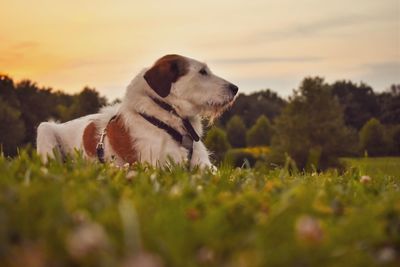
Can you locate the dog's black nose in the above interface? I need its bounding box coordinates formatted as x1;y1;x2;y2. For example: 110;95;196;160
228;83;239;96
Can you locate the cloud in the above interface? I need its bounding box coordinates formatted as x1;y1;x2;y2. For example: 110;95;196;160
211;56;322;65
203;12;395;48
254;13;394;44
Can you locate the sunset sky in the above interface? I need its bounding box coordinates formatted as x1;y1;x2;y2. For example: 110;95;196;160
1;0;399;100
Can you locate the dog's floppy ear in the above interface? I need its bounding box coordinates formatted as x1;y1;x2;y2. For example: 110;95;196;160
144;54;188;98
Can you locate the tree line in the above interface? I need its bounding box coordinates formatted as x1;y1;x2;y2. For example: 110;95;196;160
0;75;106;156
205;78;400;169
1;74;399;170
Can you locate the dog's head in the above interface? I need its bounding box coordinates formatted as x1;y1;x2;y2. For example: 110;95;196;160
144;54;238;119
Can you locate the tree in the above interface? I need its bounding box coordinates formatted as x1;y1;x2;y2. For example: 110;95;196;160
0;98;25;156
359;118;388;156
204;127;231;163
220;89;286;127
69;87;107;119
271;77;354;170
332;80;380;130
391;125;400;155
378;84;400;125
226;115;246;148
246;115;272;147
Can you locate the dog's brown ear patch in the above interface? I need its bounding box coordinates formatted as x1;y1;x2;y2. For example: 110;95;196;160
107;116;137;164
83;122;98;157
144;54;189;97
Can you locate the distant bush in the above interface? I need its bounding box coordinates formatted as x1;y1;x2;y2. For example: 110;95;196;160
204;127;231;163
246;115;273;147
225;146;270;167
391;125;400;155
0;98;25;156
226;115;247;148
359;118;388;156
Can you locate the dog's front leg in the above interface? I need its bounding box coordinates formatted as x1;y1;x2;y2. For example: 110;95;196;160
190;141;215;170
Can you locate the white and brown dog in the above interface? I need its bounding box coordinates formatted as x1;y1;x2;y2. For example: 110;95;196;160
36;54;238;168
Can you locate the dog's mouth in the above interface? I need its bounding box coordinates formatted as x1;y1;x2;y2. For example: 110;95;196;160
206;97;235;109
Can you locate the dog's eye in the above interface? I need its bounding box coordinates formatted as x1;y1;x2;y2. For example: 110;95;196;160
199;68;208;76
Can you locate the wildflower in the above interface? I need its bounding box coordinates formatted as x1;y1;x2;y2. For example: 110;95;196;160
66;222;108;259
122;252;164;267
169;185;182;197
196;247;214;264
186;207;201;221
376;246;396;264
295;215;324;245
126;170;137;181
360;175;372;184
40;167;48;175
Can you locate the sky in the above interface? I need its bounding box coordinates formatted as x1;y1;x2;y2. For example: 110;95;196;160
0;0;399;100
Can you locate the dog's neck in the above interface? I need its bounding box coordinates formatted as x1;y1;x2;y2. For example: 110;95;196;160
121;75;204;137
147;96;200;141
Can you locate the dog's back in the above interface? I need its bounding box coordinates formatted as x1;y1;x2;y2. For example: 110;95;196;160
36;105;119;163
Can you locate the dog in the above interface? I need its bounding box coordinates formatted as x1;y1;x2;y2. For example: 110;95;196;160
36;54;238;168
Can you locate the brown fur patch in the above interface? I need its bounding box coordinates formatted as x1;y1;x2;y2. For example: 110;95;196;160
107;116;137;164
144;54;189;97
83;122;98;157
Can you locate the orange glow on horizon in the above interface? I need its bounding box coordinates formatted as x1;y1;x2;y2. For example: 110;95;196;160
1;0;399;100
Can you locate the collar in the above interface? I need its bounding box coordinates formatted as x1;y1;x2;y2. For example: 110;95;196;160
138;96;200;164
149;96;200;142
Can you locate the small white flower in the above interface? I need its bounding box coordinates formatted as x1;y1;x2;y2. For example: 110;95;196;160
169;185;182;197
67;222;108;259
377;246;396;263
360;175;372;184
295;215;324;244
126;170;137;181
40;167;48;175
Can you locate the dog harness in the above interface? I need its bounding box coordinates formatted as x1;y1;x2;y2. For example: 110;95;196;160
96;115;117;163
138;97;200;164
95;97;200;165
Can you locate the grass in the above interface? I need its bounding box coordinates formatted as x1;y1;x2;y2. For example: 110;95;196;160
0;151;399;267
342;157;400;178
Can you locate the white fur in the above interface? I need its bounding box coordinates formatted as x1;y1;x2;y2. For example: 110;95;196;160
36;55;237;169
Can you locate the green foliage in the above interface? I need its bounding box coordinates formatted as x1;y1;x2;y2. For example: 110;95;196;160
204;127;231;163
379;84;400;125
0;152;399;266
332;81;380;129
271;77;355;170
226;115;246;148
359;118;388;156
220;89;286;127
0;75;107;155
342;157;400;177
225;149;257;167
246;115;272;147
391;125;400;155
0;98;25;156
69;87;107;119
225;146;270;168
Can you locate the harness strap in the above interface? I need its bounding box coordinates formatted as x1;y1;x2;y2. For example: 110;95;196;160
150;97;200;142
96;115;117;163
139;112;194;162
95;97;200;166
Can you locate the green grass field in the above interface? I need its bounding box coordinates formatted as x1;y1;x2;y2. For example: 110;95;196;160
0;152;399;267
342;157;400;178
